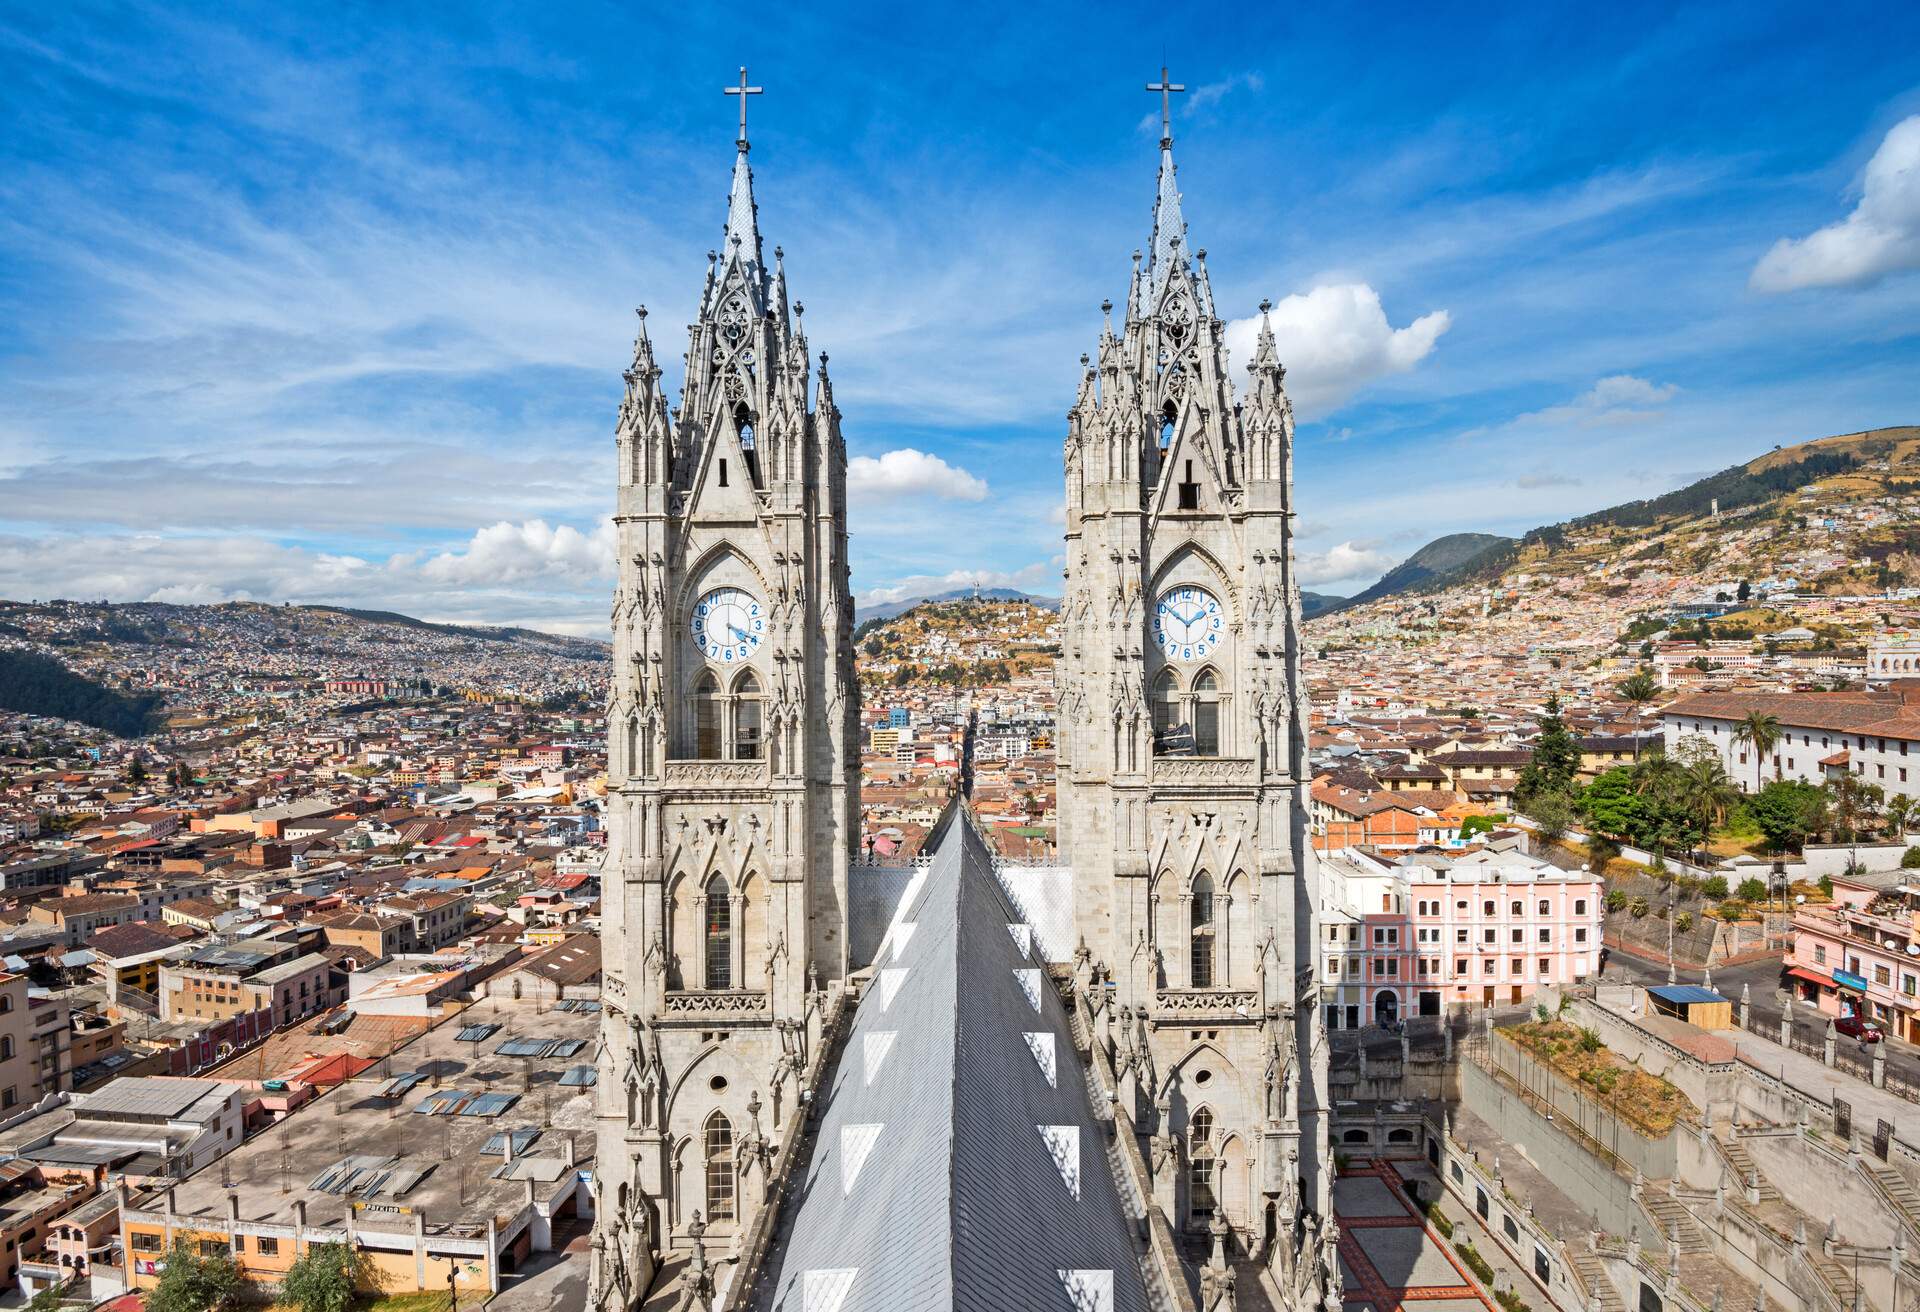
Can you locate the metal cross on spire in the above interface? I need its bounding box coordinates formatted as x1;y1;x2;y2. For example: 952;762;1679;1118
1146;65;1186;146
724;66;763;149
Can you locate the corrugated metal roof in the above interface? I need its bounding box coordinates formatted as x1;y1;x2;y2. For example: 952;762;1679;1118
1649;985;1728;1005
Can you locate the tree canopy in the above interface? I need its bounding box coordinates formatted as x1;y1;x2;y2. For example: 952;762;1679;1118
1517;696;1580;806
279;1241;364;1312
1748;779;1827;853
145;1240;245;1312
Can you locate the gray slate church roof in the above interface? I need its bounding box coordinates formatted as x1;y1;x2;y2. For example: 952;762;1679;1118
745;809;1153;1312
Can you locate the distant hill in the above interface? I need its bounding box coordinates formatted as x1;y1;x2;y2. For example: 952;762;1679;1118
855;587;1060;626
0;600;608;658
1328;534;1515;612
1312;424;1920;619
1300;592;1347;619
296;605;603;651
0;649;162;737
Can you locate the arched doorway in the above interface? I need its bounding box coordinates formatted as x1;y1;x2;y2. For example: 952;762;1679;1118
1374;990;1399;1026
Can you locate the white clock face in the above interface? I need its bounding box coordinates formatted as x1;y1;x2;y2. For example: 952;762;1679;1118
690;587;764;664
1152;586;1224;662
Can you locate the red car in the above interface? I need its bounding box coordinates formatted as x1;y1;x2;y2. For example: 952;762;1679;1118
1836;1014;1884;1042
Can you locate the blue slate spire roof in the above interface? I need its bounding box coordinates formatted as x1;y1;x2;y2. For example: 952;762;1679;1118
1145;143;1188;306
743;806;1154;1312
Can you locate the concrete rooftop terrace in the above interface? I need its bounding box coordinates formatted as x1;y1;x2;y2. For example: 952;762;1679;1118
145;994;600;1234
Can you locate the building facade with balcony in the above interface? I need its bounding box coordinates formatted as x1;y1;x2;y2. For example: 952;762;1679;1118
1786;869;1920;1041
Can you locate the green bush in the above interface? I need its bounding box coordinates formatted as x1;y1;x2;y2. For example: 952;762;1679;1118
280;1241;366;1312
1736;877;1768;903
145;1240;245;1312
1900;846;1920;869
1496;1290;1532;1312
1702;875;1729;898
1455;1241;1497;1283
1425;1204;1455;1238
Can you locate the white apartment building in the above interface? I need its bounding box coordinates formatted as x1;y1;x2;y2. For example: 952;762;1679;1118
1662;687;1920;798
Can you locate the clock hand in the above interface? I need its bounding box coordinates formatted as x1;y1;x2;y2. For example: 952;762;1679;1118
729;624;750;642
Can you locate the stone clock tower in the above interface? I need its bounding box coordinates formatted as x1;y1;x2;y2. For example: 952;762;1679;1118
1056;73;1338;1309
590;73;859;1309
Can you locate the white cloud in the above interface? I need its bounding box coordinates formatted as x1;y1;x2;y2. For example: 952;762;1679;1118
1136;73;1265;135
420;519;615;585
0;524;617;634
846;449;988;502
855;561;1054;608
1501;374;1681;431
1752;115;1920;293
1224;284;1450;417
1298;540;1396;587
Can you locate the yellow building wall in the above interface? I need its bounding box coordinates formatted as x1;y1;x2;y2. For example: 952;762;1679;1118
123;1223;494;1293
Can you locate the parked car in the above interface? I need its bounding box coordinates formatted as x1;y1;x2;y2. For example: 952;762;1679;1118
1835;1013;1884;1042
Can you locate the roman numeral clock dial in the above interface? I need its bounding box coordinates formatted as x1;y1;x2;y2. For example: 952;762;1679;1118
1152;586;1223;662
690;587;765;663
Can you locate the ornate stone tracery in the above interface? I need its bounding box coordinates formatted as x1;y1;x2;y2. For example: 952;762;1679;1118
1055;81;1334;1307
592;88;858;1312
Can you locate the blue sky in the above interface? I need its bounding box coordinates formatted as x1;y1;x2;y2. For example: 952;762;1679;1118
3;3;1919;635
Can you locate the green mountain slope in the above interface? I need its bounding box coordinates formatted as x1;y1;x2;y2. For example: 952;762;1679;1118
0;649;162;737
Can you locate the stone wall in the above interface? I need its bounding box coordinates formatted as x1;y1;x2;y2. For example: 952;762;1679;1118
1563;996;1742;1124
1486;1031;1683;1181
1458;1057;1640;1234
1438;1124;1590;1312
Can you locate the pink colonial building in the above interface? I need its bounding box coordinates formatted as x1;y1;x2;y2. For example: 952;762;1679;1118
1786;869;1920;1043
1319;845;1606;1029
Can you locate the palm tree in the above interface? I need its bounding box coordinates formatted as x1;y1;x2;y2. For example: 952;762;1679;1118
1668;751;1741;863
1617;668;1661;758
1731;711;1783;793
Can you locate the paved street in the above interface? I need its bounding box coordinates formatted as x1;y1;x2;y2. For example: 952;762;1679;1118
1599;944;1920;1094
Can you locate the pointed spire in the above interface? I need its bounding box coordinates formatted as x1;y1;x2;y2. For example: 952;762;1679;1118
1146;140;1189;303
723;144;764;282
627;306;656;379
1252;299;1279;372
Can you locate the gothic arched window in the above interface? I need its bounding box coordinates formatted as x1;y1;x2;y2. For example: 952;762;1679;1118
625;714;640;778
734;402;756;451
1190;873;1216;988
694;671;723;760
704;1111;736;1220
1192;667;1221;755
1159;404;1176;450
704;873;732;990
1188;1106;1217;1222
732;669;763;760
1151;669;1182;748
